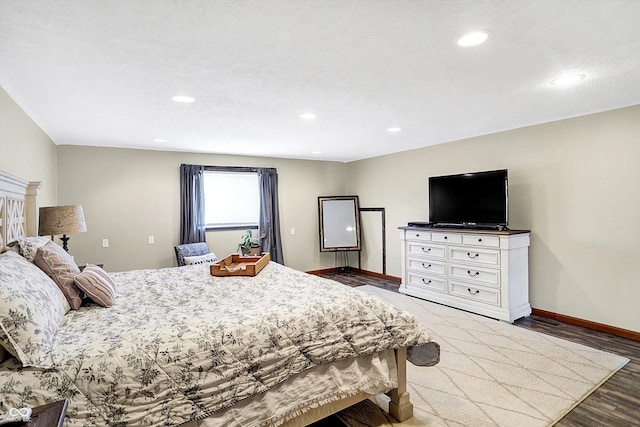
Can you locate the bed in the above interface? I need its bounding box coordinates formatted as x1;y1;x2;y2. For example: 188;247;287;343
0;169;433;426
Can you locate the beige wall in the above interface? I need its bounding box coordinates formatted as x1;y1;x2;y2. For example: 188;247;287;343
346;105;640;332
56;146;347;272
3;85;639;332
0;87;57;208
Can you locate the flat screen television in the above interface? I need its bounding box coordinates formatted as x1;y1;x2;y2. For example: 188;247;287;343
428;169;508;229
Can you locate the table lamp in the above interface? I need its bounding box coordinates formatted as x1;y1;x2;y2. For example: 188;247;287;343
38;205;87;252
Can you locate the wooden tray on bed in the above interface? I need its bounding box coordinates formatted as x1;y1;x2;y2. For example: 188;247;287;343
210;252;270;277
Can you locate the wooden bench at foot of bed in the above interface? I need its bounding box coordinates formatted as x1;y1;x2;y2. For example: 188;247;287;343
280;348;413;426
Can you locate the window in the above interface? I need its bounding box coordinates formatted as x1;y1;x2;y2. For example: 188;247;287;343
204;169;260;229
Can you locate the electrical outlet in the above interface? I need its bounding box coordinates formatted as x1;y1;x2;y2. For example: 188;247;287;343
290;228;295;236
101;238;109;248
148;235;155;245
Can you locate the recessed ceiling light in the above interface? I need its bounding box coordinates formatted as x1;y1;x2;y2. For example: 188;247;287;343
387;127;402;132
172;95;195;103
312;150;322;154
457;30;491;47
550;73;586;87
300;113;317;120
153;138;166;143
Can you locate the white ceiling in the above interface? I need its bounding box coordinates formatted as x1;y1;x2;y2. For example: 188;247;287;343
1;1;639;163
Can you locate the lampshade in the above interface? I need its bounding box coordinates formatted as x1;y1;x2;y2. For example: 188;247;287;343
38;205;87;252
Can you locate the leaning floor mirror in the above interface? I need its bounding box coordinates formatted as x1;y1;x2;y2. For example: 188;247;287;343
318;195;361;252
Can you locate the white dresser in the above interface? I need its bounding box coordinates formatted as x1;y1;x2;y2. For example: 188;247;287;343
399;227;531;322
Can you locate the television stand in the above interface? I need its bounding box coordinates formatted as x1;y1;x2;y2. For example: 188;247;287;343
399;226;531;323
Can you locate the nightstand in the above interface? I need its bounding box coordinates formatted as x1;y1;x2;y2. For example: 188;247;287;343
79;263;104;272
19;400;68;427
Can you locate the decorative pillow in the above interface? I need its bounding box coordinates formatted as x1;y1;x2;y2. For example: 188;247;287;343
0;251;70;368
34;241;83;309
16;236;51;262
74;265;116;307
183;252;217;265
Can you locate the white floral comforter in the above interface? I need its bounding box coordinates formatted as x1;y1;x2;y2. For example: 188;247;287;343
0;262;428;426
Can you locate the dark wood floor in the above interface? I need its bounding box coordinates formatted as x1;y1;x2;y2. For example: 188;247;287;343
317;270;640;427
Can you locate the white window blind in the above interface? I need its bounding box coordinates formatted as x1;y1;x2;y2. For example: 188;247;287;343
204;171;259;228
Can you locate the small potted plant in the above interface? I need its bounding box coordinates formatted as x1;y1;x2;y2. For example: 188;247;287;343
238;229;261;256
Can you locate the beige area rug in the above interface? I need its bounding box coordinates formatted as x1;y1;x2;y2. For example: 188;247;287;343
339;286;629;427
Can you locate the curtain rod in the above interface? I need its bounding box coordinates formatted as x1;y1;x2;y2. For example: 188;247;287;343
205;165;258;173
179;164;273;173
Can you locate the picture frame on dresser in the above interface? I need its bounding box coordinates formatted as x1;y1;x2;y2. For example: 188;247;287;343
399;226;531;323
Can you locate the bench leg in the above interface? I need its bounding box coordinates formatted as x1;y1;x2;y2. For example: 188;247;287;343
388;347;413;421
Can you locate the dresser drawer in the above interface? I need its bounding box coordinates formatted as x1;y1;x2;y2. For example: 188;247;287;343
450;281;500;306
449;264;500;287
405;230;431;242
462;234;500;248
431;232;462;244
407;242;446;259
449;246;500;267
408;272;447;293
407;258;446;276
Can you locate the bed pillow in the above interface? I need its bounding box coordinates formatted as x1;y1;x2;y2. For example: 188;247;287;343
0;251;70;368
16;236;50;262
74;265;116;307
34;241;83;309
183;252;218;265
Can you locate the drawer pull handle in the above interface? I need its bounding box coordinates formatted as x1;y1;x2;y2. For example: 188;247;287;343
421;247;431;253
422;279;432;285
478;238;483;242
467;288;480;295
422;263;432;269
415;234;420;237
467;270;480;277
467;252;479;259
444;236;448;240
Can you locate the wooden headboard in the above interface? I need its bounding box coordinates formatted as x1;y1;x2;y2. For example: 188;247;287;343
0;170;40;252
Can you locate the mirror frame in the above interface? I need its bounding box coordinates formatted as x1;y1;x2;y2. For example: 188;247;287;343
318;195;361;252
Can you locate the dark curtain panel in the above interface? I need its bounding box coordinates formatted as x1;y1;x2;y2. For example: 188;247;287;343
179;164;206;244
257;168;284;264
